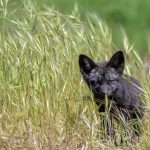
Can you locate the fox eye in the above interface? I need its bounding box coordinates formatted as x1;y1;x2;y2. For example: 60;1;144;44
91;79;102;85
108;79;114;82
90;81;96;85
107;78;118;82
97;79;103;84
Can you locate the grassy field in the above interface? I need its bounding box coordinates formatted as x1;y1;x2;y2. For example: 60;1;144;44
35;0;150;55
0;0;150;55
0;0;150;149
2;0;150;54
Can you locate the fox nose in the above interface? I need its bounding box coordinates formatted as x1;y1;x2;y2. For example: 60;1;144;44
101;88;109;96
100;91;109;99
103;91;109;96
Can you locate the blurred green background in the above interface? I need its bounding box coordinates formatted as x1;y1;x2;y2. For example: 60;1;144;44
3;0;150;55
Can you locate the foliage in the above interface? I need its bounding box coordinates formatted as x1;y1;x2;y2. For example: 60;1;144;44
0;0;150;149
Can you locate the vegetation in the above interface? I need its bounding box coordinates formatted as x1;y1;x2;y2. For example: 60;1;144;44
0;0;150;149
36;0;150;55
3;0;150;54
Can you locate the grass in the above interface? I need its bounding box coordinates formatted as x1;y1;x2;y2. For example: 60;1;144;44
2;0;150;54
35;0;150;55
0;0;150;149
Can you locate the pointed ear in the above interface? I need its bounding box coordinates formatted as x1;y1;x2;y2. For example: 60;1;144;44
79;54;97;74
107;51;125;74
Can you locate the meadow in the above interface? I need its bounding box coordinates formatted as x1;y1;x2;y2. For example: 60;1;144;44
0;0;150;149
36;0;150;55
2;0;150;54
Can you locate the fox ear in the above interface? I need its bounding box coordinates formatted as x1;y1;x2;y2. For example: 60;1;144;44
107;51;125;74
79;54;97;73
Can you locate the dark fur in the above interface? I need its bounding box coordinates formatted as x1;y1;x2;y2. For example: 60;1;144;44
79;51;144;138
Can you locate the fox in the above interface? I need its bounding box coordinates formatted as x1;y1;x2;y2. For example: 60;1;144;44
79;51;144;138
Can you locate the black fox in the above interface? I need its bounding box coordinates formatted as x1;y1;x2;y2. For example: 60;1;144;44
79;51;144;137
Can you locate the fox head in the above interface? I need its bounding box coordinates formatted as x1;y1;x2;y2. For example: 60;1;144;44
79;51;125;100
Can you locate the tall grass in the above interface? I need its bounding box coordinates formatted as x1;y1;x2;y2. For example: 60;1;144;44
0;0;150;149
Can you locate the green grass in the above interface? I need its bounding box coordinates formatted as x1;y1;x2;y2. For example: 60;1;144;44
2;0;150;54
35;0;150;55
0;0;150;149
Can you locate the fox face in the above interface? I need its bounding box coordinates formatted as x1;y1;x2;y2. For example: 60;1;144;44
79;51;125;100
